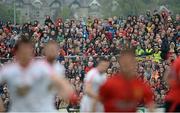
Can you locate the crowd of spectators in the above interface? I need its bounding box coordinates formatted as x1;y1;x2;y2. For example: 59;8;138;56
0;83;9;112
0;9;179;110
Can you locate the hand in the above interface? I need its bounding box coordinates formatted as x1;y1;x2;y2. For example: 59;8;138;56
0;98;5;112
69;93;79;106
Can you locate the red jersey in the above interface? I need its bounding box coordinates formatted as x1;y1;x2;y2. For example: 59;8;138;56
99;74;153;112
166;57;180;103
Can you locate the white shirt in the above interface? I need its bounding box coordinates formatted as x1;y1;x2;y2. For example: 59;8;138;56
80;68;106;112
35;61;65;112
85;68;106;93
0;60;56;112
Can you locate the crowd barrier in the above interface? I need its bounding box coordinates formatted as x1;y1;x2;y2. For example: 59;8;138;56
0;55;154;63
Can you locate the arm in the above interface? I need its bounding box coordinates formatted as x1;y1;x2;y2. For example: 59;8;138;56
84;82;98;100
164;67;170;84
164;64;180;87
146;102;155;112
42;61;76;101
51;75;74;100
92;98;98;112
0;97;5;112
92;78;108;112
143;83;155;112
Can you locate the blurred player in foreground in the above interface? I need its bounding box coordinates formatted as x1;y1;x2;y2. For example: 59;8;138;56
0;37;75;112
99;49;154;112
44;41;65;77
165;56;180;112
43;40;77;111
80;58;109;112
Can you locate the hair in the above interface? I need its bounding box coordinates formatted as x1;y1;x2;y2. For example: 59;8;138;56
120;48;135;57
42;40;58;55
46;40;58;46
96;57;110;68
44;40;58;50
14;35;32;52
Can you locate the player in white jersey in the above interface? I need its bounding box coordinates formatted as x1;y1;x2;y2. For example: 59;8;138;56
44;41;65;78
38;40;70;111
80;58;110;112
0;37;74;112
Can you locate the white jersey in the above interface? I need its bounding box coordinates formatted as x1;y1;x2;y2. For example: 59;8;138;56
80;68;106;112
0;60;57;112
36;61;65;112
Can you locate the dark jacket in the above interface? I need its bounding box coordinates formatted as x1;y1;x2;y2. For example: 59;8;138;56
161;36;169;60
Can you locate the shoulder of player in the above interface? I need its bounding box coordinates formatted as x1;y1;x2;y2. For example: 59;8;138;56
99;75;118;92
104;74;127;86
87;68;98;74
103;75;118;84
53;62;65;76
84;68;99;82
86;68;97;77
0;62;17;72
0;63;19;79
31;59;54;73
32;59;47;65
53;62;64;69
32;59;51;69
110;73;123;80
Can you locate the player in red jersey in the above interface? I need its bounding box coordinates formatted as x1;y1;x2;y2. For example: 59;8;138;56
165;56;180;112
99;49;154;112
